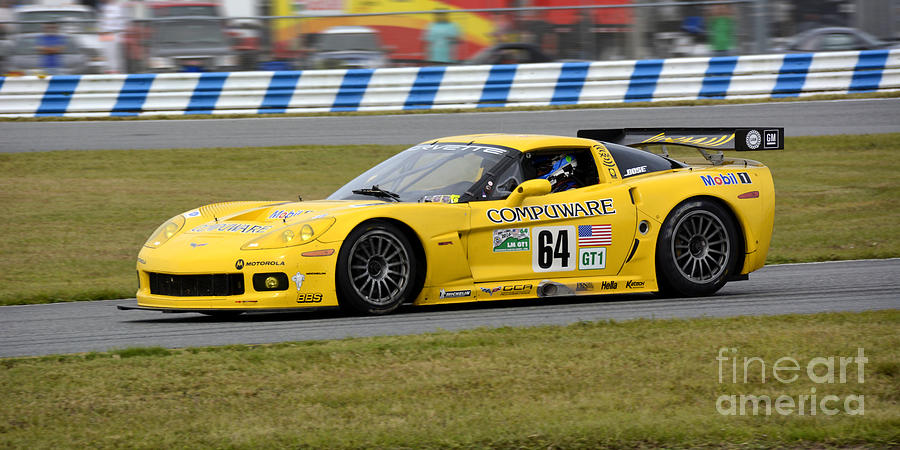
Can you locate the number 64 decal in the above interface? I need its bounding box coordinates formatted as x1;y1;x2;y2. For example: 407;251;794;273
532;226;576;272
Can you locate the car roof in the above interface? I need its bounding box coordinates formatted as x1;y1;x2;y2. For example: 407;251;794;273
15;5;93;13
804;27;861;34
427;134;598;152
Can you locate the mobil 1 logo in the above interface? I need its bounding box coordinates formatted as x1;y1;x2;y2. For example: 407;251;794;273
532;226;576;272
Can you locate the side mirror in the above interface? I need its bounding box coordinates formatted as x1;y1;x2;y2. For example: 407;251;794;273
505;178;551;206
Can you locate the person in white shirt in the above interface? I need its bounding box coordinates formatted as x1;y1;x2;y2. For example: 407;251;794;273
0;0;14;40
98;0;126;73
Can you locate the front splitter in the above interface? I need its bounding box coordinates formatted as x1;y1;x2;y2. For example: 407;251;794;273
116;301;335;315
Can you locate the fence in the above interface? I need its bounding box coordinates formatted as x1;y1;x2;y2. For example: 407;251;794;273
0;1;777;75
0;49;896;118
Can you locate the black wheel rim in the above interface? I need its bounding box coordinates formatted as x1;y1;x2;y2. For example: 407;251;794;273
671;210;730;283
347;230;410;306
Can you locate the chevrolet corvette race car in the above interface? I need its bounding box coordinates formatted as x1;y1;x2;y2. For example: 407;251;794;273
119;127;781;315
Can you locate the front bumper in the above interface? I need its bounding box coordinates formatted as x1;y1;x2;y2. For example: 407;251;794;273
136;241;340;311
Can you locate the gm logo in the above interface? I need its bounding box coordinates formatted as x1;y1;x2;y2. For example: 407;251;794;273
235;259;244;270
764;129;779;149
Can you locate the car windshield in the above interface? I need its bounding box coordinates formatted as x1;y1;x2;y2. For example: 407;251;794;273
153;21;225;45
328;143;514;203
17;10;96;33
316;33;380;52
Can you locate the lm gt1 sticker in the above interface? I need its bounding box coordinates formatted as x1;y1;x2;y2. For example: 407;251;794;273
493;228;530;252
487;199;615;224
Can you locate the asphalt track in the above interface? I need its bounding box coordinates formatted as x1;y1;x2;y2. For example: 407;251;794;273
1;98;899;152
1;259;897;358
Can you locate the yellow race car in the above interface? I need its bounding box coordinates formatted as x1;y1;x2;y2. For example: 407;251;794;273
120;127;781;316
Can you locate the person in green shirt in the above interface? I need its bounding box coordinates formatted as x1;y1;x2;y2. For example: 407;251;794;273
708;4;735;56
424;10;460;64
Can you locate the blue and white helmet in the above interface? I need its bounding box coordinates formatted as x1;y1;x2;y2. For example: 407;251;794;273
538;154;577;190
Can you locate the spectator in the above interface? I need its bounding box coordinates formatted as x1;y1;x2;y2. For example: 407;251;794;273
98;0;125;73
37;22;67;75
0;0;13;39
490;11;513;44
573;10;594;59
708;5;735;56
424;10;459;64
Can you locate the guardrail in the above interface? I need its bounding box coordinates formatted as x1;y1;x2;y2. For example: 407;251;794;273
0;49;897;118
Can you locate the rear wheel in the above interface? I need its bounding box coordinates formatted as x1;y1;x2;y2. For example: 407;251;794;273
656;199;741;297
336;221;418;315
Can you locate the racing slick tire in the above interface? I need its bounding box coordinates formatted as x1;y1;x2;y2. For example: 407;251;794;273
655;199;741;297
336;221;418;315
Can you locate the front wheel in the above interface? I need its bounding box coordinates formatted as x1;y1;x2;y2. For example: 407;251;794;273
655;199;741;297
336;221;418;315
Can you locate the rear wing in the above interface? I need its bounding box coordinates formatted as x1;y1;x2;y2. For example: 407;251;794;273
577;128;784;151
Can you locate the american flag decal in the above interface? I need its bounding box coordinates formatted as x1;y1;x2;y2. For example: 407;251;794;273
577;224;612;247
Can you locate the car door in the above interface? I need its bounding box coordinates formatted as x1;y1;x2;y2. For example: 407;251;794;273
466;144;637;284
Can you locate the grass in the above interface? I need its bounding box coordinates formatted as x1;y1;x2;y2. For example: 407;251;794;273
0;134;898;305
0;90;898;122
0;310;897;448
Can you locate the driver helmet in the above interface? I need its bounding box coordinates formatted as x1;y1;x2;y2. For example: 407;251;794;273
537;154;578;191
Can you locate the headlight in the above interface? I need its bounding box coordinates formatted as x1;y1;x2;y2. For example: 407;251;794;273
148;57;174;69
144;215;186;248
241;217;335;250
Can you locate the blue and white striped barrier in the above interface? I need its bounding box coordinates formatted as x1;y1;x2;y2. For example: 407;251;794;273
0;49;897;118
